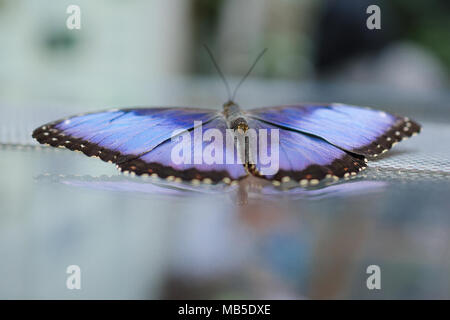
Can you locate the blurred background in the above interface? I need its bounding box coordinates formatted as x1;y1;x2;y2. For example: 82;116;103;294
0;0;448;115
0;0;449;299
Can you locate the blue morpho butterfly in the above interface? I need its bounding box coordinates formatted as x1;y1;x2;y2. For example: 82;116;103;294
32;49;420;187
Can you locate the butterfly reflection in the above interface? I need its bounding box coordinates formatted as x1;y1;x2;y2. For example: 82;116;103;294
34;173;387;204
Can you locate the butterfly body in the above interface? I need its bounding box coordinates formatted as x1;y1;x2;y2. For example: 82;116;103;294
32;102;420;187
223;101;249;131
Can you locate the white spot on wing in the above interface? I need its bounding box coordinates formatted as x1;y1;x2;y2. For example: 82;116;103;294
281;176;290;183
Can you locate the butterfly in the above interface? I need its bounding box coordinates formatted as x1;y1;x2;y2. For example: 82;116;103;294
32;102;420;187
32;49;420;187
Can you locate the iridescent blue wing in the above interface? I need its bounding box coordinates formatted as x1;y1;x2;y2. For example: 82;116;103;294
119;117;248;183
32;107;247;183
247;119;366;186
248;103;421;159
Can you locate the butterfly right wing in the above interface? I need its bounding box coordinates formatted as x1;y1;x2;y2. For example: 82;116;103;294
248;103;421;159
247;118;366;186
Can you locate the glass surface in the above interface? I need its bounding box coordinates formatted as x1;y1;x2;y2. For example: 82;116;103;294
1;115;449;299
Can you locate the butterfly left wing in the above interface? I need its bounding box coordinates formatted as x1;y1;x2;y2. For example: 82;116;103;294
247;103;420;159
119;117;248;183
247;118;366;186
32;107;247;184
33;107;219;162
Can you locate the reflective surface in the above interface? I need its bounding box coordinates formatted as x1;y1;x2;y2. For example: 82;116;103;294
1;119;449;299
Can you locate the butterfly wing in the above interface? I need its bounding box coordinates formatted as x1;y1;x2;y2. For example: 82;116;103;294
33;107;247;183
247;119;366;185
247;103;420;159
119;117;248;183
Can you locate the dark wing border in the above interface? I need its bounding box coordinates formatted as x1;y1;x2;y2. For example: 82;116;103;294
249;150;367;187
351;116;421;158
32;115;247;185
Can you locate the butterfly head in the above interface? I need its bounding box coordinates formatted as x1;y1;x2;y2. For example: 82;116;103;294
223;100;248;132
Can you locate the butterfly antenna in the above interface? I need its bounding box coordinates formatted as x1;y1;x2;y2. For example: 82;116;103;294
203;44;232;101
231;48;267;101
